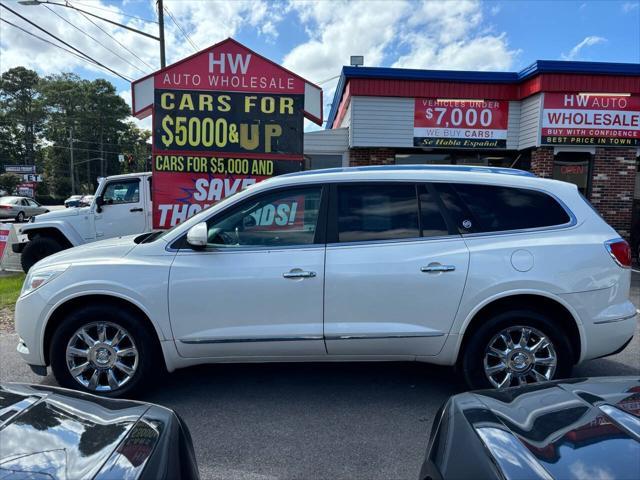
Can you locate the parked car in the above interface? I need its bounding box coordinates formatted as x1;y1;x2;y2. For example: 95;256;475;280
0;383;199;479
14;165;636;397
64;194;84;208
418;376;640;480
0;196;49;222
14;172;152;272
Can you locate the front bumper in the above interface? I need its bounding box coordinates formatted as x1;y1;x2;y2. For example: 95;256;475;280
14;289;49;368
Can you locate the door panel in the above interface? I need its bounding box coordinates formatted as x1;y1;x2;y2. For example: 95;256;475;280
95;179;146;238
323;182;469;356
169;185;327;358
324;238;469;356
170;247;326;357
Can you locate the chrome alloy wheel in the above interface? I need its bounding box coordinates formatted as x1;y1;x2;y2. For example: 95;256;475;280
65;322;139;392
483;326;557;389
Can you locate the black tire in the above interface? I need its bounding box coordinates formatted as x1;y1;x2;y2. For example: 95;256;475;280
461;309;573;390
49;303;160;398
21;236;64;272
15;211;25;223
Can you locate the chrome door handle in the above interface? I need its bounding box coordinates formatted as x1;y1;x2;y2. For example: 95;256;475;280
421;264;456;273
283;270;316;279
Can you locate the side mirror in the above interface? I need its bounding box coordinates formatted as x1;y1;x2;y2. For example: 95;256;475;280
186;222;208;249
95;195;104;213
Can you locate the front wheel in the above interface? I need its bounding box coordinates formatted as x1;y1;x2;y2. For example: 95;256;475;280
461;310;573;390
49;304;160;397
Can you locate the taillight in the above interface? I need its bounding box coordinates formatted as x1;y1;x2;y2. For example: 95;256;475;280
605;238;632;268
0;206;11;210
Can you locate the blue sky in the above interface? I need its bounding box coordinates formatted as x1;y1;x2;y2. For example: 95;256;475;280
2;0;639;129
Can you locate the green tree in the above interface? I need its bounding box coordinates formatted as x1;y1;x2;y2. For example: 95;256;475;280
0;173;22;194
0;67;44;168
119;121;151;174
39;74;133;194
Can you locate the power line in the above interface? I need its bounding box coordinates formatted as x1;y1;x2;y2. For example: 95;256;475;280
316;75;340;85
67;0;155;71
71;0;159;24
0;3;131;82
43;4;147;75
163;5;198;52
0;17;131;81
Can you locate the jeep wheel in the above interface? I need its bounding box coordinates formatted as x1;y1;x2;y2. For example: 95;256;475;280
461;309;573;390
50;304;160;397
21;236;64;272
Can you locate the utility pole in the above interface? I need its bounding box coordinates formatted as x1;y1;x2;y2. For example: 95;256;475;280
157;0;166;68
100;124;105;178
69;127;75;195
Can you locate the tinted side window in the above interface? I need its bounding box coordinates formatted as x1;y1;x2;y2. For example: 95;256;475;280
451;183;571;232
418;186;449;237
103;180;140;204
337;184;419;242
206;187;322;247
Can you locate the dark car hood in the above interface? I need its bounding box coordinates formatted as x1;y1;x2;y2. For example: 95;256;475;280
457;377;640;480
0;384;153;480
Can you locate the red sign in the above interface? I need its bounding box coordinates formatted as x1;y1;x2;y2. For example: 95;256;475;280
132;39;319;229
414;98;509;149
154;40;305;94
541;93;640;146
0;226;10;260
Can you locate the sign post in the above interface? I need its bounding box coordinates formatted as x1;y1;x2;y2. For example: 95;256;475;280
131;38;322;229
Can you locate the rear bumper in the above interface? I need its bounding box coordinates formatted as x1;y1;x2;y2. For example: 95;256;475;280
559;285;637;363
582;311;637;362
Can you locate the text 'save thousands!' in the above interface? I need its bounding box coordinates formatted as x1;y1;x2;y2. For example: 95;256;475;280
541;94;640;146
152;89;304;228
414;98;509;149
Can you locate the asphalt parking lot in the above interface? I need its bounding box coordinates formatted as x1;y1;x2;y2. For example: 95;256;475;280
0;273;638;480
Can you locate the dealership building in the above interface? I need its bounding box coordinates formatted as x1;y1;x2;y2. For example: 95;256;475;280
304;61;640;242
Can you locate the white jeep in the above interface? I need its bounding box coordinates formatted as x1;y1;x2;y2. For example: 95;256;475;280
14;172;152;272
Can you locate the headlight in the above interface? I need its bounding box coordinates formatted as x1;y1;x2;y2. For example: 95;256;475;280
21;265;70;297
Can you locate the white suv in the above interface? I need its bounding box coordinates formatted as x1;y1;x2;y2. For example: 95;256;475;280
15;166;636;397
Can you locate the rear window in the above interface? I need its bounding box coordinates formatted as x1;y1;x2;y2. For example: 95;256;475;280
438;183;571;233
337;184;419;242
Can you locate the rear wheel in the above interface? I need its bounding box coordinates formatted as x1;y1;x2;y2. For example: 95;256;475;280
15;211;25;222
461;309;573;390
50;304;160;397
21;236;64;272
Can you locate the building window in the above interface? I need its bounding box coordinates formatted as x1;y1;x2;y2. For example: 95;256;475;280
305;154;343;170
553;152;592;197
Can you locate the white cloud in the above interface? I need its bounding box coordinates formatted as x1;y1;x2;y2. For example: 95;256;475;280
0;0;282;81
622;2;639;13
392;0;517;71
561;35;607;60
0;1;161;79
283;1;408;83
283;0;516;128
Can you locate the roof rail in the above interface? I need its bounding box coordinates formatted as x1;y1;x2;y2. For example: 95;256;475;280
280;164;536;178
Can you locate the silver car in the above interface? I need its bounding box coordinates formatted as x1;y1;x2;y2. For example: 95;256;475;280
0;196;48;222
